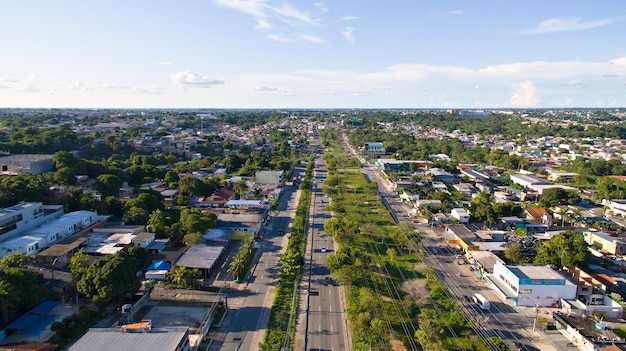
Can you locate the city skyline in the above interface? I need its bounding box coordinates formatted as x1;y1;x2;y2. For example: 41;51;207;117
1;0;625;109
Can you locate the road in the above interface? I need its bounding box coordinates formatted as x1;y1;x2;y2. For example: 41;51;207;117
210;168;304;351
341;132;570;351
304;155;349;351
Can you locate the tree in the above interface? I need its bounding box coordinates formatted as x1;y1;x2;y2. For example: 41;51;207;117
96;174;123;198
168;266;202;288
534;230;588;268
504;243;523;263
233;179;248;199
73;251;141;307
178;176;207;197
0;252;34;269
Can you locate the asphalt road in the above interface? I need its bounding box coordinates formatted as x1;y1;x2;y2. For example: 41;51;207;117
215;168;304;351
305;155;348;351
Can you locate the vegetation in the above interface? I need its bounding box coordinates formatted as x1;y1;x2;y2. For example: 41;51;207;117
0;253;52;328
48;306;102;349
69;249;144;308
228;235;257;282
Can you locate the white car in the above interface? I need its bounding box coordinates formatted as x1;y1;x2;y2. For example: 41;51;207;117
321;246;327;252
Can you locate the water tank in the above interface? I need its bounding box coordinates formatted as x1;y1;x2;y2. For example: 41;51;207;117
121;304;133;314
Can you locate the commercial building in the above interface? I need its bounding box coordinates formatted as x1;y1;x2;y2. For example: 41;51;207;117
490;261;577;307
0;154;54;175
69;325;190;351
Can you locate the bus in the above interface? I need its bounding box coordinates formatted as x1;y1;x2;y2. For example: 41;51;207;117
472;293;491;310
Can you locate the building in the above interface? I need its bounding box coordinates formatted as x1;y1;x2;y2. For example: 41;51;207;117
69;325;190;351
254;170;284;186
490;261;577;307
175;244;226;277
363;142;384;153
451;208;470;224
509;173;549;189
0;154;54;175
607;199;626;217
0;203;64;242
585;230;626;256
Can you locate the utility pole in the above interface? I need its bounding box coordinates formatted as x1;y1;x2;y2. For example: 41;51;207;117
532;299;539;332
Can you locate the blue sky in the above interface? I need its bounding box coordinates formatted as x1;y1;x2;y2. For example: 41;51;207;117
1;0;625;109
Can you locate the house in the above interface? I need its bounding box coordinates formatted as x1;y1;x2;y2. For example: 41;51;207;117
451;208;470;224
160;189;180;203
428;168;455;184
524;207;553;226
131;232;155;248
363;142;384;153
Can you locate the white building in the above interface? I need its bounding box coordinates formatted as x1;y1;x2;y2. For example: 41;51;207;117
255;170;284;186
363;142;385;153
491;261;577;307
0;202;64;242
451;208;470;224
607;199;626;217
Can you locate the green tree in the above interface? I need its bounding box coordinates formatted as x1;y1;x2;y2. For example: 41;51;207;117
534;230;588;268
96;174;123;198
73;251;140;307
504;243;523;263
168;266;202;288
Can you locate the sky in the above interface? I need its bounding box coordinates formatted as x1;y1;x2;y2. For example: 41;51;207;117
1;0;625;109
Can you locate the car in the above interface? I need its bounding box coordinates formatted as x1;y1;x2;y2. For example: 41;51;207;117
462;295;471;302
321;246;327;252
513;342;528;351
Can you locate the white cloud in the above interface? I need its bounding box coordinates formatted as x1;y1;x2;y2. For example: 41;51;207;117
524;17;617;34
69;82;95;91
136;85;163;95
254;85;277;91
160;61;173;66
448;10;463;15
101;83;131;89
299;34;326;43
215;0;324;44
568;80;583;86
314;2;328;13
0;75;49;93
508;81;538;107
255;18;272;30
268;33;293;43
341;27;355;43
171;71;224;89
340;16;358;21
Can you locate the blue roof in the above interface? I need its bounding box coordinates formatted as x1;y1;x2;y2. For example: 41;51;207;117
7;301;59;333
146;260;171;271
30;300;58;315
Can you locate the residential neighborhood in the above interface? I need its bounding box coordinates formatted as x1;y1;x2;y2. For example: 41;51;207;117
2;108;626;351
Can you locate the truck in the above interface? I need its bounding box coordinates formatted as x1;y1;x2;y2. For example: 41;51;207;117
472;293;491;310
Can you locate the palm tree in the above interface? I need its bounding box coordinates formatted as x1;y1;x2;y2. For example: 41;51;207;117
233;179;248;200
